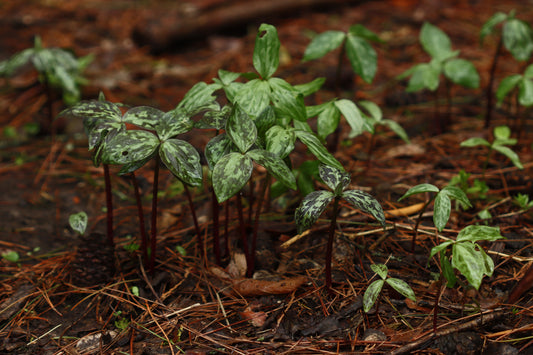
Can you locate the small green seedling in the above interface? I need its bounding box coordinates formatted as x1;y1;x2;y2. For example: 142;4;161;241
449;169;489;208
428;225;503;332
398;22;480;132
480;10;533;127
1;250;20;263
295;164;385;292
303;24;383;149
513;193;533;211
0;36;92;130
398;183;471;251
303;24;383;88
460;125;523;174
69;211;88;236
363;263;416;313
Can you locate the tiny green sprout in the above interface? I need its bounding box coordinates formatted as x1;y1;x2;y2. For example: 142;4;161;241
295;164;385;292
113;311;130;331
303;24;383;86
449;169;489;208
131;286;140;297
398;183;471;251
397;22;479;132
123;242;140;252
363;263;416;313
460;125;524;173
175;245;187;256
496;64;533;108
480;10;533;127
2;250;20;263
513;193;533;210
69;211;88;236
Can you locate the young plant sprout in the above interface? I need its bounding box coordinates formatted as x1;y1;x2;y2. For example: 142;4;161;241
363;263;416;313
480;10;533;127
460;125;524;176
295;164;385;292
398;22;480;133
0;36;92;132
398;184;471;252
428;225;503;332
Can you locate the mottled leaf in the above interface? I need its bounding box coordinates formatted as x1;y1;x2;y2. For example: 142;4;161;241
433;191;451;232
318;164;350;194
443;58;480;88
370;263;388;280
234;79;271;117
440;186;472;209
212;152;253;203
398;183;439;201
456;225;504;243
452;242;493;290
316;101;341;141
386;278;416;301
205;133;234;170
69;211;88;235
302;30;345;61
345;33;377;83
265;125;295;158
420;22;454;60
123;106;164;130
177;81;218;115
342;190;385;227
227;105;257;153
160;139;203;186
294;130;344;171
247;149;296;190
253;23;280;79
100;130;159;166
294;190;334;233
503;18;533;61
363;279;384;312
334;99;364;138
156;108;194;140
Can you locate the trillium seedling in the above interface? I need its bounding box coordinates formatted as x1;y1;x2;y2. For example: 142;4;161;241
295;164;385;292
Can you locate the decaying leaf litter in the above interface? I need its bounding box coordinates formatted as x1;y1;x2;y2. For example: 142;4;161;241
0;0;532;354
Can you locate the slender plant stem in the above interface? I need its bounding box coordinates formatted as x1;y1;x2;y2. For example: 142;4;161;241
131;172;148;266
184;183;203;260
325;196;340;293
485;36;503;128
433;278;444;334
235;193;250;275
248;178;254;226
411;198;433;253
103;163;114;247
212;189;221;265
248;174;271;277
149;156;160;274
224;201;230;258
329;43;347;153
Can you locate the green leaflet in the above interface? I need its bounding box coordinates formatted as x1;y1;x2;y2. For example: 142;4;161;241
246;149;296;190
345;33;377;83
319;164;350;195
205;133;233;170
342;190;386;227
177;81;218;115
226;105;257;153
386;278;416;301
302;30;345;61
160;139;203;187
253;23;280;79
452;242;492;290
123;106;164;131
398;183;439;201
294;130;344;171
334;99;364;138
155;109;194;140
294;190;335;233
69;211;88;235
212;152;253;203
363;279;384;312
265;125;295;159
100;130;159;166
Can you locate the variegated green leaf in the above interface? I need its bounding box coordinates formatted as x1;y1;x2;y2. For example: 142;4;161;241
160;139;203;186
177;81;218;115
123;106;164;130
265;125;295;158
334;99;364;138
61;100;123;124
386;278;416;301
255;105;276;144
452;241;493;290
441;186;472;208
212;152;253;203
363;279;384;312
294;130;344;171
233;79;271;117
433;191;451;232
456;225;503;243
253;23;280;79
205;133;234;170
194;103;230;130
101;130;159;166
156;108;194;140
69;211;88;235
316;101;341;141
345;32;378;83
370;263;388;280
318;164;350;194
294;77;325;96
398;183;439;201
246;149;296;190
303;30;345;61
294;190;335;233
269;81;307;122
342;190;385;227
227;105;257;153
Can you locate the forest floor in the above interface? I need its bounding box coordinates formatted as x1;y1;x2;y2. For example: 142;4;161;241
0;0;532;354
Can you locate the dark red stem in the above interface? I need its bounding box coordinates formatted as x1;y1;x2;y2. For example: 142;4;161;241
184;183;203;260
131;172;148;266
103;164;114;247
149;156;160;274
325;196;340;294
212;189;221;265
484;36;503;128
248;174;271;277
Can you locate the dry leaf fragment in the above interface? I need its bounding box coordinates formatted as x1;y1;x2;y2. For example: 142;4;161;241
231;276;308;296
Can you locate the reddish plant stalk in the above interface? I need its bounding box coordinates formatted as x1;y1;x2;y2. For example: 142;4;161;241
235;194;250;274
325;196;340;293
103;163;114;247
184;184;203;260
212;189;221;265
131;172;148;266
248;174;271;277
149;156;160;274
